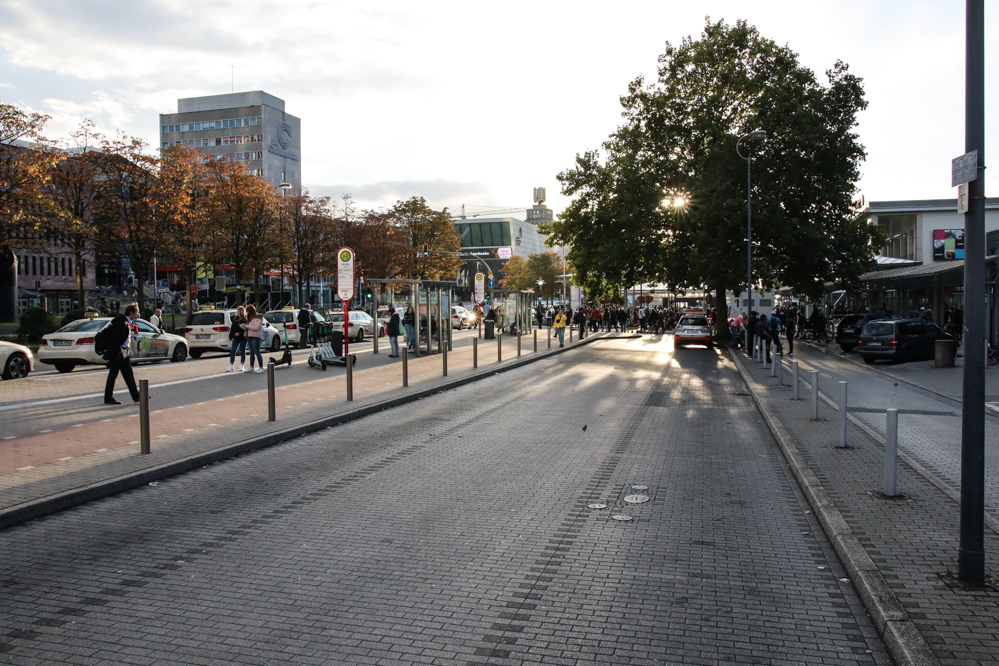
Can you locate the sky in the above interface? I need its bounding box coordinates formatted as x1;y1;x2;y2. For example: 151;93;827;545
0;0;995;218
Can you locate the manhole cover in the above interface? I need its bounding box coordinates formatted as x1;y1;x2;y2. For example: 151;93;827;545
630;484;649;491
587;503;608;509
624;494;651;504
611;514;633;522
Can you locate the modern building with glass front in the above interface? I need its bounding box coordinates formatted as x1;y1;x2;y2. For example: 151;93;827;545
159;90;301;190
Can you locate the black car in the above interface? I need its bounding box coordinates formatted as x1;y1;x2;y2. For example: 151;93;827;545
858;318;956;364
835;313;901;351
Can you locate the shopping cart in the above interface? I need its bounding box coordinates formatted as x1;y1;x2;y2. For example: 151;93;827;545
307;323;351;370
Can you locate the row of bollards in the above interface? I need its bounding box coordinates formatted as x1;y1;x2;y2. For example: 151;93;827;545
755;350;899;496
138;328;568;456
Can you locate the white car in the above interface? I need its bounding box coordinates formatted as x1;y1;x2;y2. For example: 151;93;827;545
38;317;189;373
451;305;474;329
265;308;327;348
1;340;34;380
183;309;282;358
326;310;377;341
673;310;714;348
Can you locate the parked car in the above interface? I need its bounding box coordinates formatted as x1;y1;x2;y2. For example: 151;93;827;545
265;308;326;348
835;313;901;352
1;340;33;380
326;310;377;341
858;318;956;364
451;305;474;330
38;317;188;373
183;308;282;358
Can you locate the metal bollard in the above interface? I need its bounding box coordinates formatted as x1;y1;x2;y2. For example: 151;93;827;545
548;330;551;349
402;348;408;387
346;354;354;401
884;409;899;496
763;347;769;370
775;353;783;383
810;370;819;419
771;352;779;377
792;361;800;400
498;333;502;363
443;343;448;376
570;326;573;343
473;337;478;368
837;381;848;447
139;378;150;454
267;364;276;422
517;332;521;357
534;329;537;352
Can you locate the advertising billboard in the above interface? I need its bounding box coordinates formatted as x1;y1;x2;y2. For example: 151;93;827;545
933;229;964;260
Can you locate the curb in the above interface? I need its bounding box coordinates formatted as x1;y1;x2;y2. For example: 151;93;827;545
730;349;941;666
0;331;606;531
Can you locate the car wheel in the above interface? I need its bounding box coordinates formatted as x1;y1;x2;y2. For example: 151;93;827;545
171;345;188;363
840;344;855;352
55;362;75;373
862;356;876;365
272;337;282;352
356;330;364;342
189;350;203;359
2;352;30;379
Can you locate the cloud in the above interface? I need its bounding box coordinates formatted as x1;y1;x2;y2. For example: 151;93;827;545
305;179;495;211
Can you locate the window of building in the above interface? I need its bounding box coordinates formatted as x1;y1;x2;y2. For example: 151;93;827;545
47;256;52;276
69;258;74;277
31;256;36;276
877;215;917;261
61;257;66;276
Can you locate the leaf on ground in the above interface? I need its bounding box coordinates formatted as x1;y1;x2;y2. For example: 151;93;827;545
582;425;587;432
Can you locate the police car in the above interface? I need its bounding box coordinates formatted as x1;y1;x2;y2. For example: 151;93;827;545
38;314;188;373
673;308;714;348
183;307;281;358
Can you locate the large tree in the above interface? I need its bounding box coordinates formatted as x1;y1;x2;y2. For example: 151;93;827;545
548;19;882;337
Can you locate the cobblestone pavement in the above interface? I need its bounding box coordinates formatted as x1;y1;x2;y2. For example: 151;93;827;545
736;344;999;666
0;336;890;665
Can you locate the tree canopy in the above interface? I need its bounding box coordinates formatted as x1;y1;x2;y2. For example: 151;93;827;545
546;18;883;327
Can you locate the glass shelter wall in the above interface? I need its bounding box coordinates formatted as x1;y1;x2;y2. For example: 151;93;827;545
368;279;454;356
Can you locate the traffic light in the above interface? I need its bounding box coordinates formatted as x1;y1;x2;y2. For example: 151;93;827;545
364;289;373;301
423;244;428;257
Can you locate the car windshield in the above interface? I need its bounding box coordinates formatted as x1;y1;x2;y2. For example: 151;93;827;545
863;322;894;336
680;317;708;327
839;315;860;326
327;313;344;323
191;313;225;326
56;319;109;333
267;312;293;323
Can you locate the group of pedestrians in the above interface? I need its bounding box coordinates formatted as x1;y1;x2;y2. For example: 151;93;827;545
225;305;265;373
729;307;818;362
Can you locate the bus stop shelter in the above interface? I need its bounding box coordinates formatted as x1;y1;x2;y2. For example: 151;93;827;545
367;279;456;357
489;289;535;335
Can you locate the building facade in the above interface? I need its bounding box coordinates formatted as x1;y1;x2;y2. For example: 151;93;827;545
870;198;999;265
159;91;301;190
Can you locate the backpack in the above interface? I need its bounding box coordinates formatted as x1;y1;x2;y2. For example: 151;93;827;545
94;320;115;357
768;316;781;332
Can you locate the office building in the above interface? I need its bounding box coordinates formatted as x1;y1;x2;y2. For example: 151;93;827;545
159;91;301;190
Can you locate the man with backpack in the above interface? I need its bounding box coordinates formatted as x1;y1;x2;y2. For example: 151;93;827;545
766;312;784;360
97;303;140;405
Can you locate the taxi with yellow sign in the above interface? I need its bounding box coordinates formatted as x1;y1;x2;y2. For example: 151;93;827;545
38;316;189;373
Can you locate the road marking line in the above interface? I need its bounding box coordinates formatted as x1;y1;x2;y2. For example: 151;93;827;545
58;456;74;461
96;448;108;452
17;466;34;471
72;423;83;427
39;429;53;433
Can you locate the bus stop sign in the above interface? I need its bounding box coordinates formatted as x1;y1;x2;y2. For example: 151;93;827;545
474;272;485;303
337;247;355;301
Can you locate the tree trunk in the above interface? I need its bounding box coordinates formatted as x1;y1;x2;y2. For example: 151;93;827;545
714;285;728;342
185;267;195;324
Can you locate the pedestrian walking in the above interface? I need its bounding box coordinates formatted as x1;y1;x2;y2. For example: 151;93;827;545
553;308;568;347
387;307;401;357
227;305;247;372
784;311;796;356
102;302;140;405
403;306;416;351
298;304;313;348
243;305;265;373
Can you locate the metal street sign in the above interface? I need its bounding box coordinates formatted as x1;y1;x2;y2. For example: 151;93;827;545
487;279;495;289
337;247;355;301
957;183;970;214
474;272;485;303
952;150;978;187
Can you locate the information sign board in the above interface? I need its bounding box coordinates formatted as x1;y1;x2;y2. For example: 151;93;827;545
952;150;978;187
958;183;969;215
337;247;355;301
474;272;485;303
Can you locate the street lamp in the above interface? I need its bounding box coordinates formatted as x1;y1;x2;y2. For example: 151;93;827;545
736;129;767;314
279;182;292;308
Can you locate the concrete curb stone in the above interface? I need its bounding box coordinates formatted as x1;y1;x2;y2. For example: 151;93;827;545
0;331;607;531
730;348;941;666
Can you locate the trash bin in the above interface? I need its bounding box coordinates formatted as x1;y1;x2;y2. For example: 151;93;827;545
330;329;344;358
484;321;495;339
934;339;956;368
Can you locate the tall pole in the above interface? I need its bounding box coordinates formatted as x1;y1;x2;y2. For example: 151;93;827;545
959;0;985;586
747;154;753;313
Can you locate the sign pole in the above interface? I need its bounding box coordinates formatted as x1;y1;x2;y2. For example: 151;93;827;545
958;0;985;586
474;272;485;339
337;248;355;361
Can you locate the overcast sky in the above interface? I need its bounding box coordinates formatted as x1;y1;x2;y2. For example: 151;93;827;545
0;0;994;217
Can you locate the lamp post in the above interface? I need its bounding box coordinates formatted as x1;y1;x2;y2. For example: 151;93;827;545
736;129;767;314
279;182;292;309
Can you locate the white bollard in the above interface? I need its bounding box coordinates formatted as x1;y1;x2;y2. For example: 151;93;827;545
775;353;783;384
837;381;848;447
792;361;800;400
884;409;899;496
810;370;819;419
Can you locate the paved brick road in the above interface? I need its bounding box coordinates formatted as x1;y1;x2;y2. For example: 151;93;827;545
0;337;889;665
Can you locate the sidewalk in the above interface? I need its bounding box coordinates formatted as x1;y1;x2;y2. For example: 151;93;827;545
0;328;609;528
732;343;999;666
